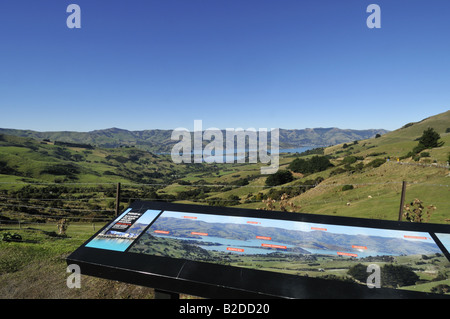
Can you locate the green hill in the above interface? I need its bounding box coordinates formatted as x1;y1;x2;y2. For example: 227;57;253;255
325;109;450;161
238;110;450;223
0;111;448;224
0;133;176;185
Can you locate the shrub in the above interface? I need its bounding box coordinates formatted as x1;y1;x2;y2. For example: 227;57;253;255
365;158;386;168
342;184;354;191
228;195;240;203
354;162;364;171
348;263;368;282
0;160;17;175
288;156;333;174
381;264;419;287
265;170;294;186
403;198;436;223
41;163;80;176
329;167;347;176
234;178;249;186
431;284;450;294
1;232;22;242
342;156;357;165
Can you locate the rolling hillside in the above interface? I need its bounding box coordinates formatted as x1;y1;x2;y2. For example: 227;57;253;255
0;110;448;225
0;133;176;185
235;110;450;223
325;110;450;160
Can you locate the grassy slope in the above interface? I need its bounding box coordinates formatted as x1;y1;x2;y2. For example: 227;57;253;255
300;110;450;222
1;111;449;223
176;110;450;223
0;223;157;299
1;111;449;299
0;133;176;185
325;109;450;160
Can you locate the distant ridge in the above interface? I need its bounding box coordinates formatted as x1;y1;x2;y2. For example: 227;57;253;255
0;127;388;153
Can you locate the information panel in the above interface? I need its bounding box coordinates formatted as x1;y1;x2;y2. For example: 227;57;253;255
68;201;450;299
86;208;161;252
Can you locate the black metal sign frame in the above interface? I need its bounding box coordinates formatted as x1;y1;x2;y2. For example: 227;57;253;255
67;201;450;299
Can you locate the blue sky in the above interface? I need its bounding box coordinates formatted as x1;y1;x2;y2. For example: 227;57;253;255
0;0;449;132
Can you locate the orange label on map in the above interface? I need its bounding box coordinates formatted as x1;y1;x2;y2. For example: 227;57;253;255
311;227;327;231
191;232;208;236
154;230;170;234
256;236;272;240
404;235;428;240
352;245;367;250
337;252;358;257
261;243;287;249
227;247;244;252
247;221;261;225
183;216;197;219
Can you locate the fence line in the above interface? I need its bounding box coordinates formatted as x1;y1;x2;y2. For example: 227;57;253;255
0;196;115;201
394;160;450;169
0;211;112;221
0;180;448;188
1;179;449;225
0;202;114;213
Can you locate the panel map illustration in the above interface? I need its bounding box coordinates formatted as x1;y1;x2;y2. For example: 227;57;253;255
85;207;450;294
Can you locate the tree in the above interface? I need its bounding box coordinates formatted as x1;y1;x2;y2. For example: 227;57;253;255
381;264;419;287
431;284;450;294
265;170;293;186
348;263;368;282
342;156;357;165
288;156;333;174
365;158;386;168
417;128;444;150
342;184;354;191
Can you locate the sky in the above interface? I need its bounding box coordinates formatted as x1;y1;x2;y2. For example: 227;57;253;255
0;0;449;132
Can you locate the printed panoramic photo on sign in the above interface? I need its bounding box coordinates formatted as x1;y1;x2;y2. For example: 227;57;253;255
125;209;450;292
1;0;450;300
